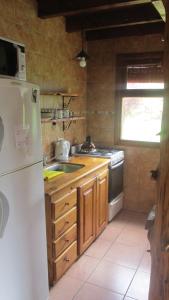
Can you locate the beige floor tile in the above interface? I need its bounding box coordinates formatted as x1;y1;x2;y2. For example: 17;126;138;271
112;211;131;224
74;283;124;300
50;210;150;300
49;275;83;300
116;227;149;248
66;254;99;281
87;259;135;294
84;237;112;259
138;251;151;273
99;223;123;242
126;270;150;300
105;242;144;269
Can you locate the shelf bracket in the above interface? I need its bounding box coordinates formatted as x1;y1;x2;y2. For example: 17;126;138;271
63;96;74;109
63;120;72;131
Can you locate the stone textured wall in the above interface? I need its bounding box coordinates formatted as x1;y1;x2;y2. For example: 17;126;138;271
87;35;164;213
0;0;87;157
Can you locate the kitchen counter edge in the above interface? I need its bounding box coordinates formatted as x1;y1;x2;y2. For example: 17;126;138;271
44;156;110;195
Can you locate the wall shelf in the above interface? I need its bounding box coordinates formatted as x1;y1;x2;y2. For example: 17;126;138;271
40;91;78;109
41;116;85;130
40;91;78;97
40;90;83;131
41;116;85;123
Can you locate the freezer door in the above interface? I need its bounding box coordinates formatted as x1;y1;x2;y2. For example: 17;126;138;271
0;162;49;300
0;78;42;176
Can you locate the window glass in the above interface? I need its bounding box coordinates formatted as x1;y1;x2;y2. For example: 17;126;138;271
121;97;163;142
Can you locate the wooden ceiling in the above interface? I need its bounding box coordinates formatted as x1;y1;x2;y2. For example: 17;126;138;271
37;0;165;40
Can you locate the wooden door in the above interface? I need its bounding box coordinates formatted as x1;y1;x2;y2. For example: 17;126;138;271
149;2;169;299
78;177;97;254
96;169;108;237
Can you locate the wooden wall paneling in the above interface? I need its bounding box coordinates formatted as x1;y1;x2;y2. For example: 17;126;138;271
149;1;169;299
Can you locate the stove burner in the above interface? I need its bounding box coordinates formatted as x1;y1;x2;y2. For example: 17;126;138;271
76;148;124;166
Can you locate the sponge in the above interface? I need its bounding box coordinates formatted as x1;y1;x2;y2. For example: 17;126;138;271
43;170;64;180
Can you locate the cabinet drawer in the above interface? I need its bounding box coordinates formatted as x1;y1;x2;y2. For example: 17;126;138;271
53;224;77;259
52;207;77;240
53;241;77;281
51;189;77;220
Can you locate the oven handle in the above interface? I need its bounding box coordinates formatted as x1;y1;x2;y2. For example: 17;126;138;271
109;160;124;170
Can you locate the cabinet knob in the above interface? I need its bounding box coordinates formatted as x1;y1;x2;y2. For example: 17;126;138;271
64;256;70;262
64;239;69;243
65;221;69;225
65;202;70;206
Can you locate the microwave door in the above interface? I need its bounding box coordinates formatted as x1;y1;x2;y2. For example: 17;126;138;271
0;40;17;77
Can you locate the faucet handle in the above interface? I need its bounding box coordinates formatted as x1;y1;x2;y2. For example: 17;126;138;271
43;154;48;166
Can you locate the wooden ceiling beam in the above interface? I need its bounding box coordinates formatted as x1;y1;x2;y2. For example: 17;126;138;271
152;0;166;21
37;0;152;18
66;3;161;32
86;21;165;40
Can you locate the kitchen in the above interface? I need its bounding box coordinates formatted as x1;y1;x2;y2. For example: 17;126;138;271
0;1;168;300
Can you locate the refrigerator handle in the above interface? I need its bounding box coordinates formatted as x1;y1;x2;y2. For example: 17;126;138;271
0;116;4;152
0;192;9;238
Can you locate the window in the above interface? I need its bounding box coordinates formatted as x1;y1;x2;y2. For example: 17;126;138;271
115;52;164;145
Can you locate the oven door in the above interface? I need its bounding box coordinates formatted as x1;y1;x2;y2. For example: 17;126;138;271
108;160;124;202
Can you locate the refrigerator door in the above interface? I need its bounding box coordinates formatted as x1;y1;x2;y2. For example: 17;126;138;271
0;78;42;176
0;162;49;300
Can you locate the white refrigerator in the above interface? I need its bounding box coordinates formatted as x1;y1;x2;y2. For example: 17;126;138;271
0;78;49;300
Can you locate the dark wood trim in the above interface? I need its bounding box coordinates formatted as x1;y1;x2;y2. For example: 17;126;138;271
86;21;165;40
118;139;160;148
66;3;161;32
120;89;164;97
37;0;152;18
116;51;164;64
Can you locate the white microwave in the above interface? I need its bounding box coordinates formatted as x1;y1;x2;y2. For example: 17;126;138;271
0;37;26;81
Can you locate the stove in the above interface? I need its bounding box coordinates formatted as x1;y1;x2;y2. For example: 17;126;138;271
75;148;124;167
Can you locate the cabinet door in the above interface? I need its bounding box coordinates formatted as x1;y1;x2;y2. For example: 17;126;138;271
96;169;108;237
78;177;97;254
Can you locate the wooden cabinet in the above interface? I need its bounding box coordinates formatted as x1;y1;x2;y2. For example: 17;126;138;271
45;187;77;285
78;177;97;255
45;162;109;284
53;241;77;281
96;169;108;237
78;169;108;254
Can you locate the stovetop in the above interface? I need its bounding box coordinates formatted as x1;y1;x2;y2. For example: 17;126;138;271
75;148;124;166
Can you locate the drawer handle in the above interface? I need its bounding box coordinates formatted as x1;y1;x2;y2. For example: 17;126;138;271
65;202;70;206
64;239;70;243
64;256;70;262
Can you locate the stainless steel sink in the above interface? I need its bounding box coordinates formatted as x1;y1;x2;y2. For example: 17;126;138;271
45;162;85;173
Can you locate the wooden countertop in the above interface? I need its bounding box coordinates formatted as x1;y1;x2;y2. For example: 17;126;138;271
44;156;110;195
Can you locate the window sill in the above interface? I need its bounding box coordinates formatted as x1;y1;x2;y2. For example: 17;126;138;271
118;139;160;148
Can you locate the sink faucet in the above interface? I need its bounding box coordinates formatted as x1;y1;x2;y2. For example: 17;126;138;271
43;154;48;167
43;154;56;167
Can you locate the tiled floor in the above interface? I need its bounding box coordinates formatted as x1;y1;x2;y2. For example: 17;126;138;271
49;210;151;300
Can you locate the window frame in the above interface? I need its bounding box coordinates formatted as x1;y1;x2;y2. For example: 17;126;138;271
115;52;164;148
